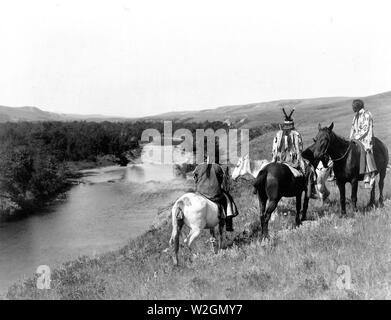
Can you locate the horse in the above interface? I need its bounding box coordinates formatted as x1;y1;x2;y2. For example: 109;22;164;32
231;155;310;238
232;155;331;204
311;122;389;215
169;193;225;266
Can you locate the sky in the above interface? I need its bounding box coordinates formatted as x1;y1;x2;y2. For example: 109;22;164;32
0;0;390;117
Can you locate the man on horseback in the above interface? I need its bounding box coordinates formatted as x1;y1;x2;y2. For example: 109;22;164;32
193;156;238;231
349;99;377;188
272;107;317;198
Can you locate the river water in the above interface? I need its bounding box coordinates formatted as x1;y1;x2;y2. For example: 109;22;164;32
0;163;188;294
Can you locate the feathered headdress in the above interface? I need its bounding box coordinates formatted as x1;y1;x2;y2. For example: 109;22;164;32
282;107;295;121
280;106;295;130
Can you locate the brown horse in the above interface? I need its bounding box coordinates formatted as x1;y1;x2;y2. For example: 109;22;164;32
232;156;310;238
311;123;389;215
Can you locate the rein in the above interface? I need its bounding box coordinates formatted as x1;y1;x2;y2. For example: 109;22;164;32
327;137;352;162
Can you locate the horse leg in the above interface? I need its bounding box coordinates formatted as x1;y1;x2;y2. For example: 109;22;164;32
258;192;267;234
379;169;386;207
186;228;201;249
295;193;302;227
209;228;218;253
169;215;184;266
259;194;267;216
337;181;346;216
351;180;358;211
370;183;376;207
218;219;225;250
302;195;309;222
261;199;279;239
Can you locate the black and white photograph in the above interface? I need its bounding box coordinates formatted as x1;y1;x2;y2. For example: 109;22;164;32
1;0;391;306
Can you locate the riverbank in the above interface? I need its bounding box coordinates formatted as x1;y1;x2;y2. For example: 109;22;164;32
0;153;135;221
0;179;73;222
5;175;391;299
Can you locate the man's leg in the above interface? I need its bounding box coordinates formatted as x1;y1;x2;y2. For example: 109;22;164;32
221;192;235;232
216;195;232;231
224;191;239;216
365;151;377;188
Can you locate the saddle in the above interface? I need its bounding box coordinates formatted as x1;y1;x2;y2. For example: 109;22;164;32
261;159;303;178
280;162;303;178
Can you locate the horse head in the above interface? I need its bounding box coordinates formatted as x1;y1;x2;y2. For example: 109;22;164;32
312;122;334;161
231;154;250;180
302;142;330;169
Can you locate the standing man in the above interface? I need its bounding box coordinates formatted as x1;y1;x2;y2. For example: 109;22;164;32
349;99;377;188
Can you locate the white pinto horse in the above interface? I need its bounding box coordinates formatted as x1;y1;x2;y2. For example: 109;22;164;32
231;155;331;204
169;192;224;266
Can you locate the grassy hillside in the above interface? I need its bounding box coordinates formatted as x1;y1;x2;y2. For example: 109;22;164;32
6;172;391;300
147;91;391;149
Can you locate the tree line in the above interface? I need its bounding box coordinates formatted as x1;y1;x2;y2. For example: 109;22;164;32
0;120;235;217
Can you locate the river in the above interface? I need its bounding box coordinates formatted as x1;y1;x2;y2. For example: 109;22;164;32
0;162;188;294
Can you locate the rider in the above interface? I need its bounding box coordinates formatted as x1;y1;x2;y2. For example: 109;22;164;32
271;107;317;199
193;155;238;231
349;99;377;188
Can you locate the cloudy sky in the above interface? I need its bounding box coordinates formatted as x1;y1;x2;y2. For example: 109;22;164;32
0;0;390;117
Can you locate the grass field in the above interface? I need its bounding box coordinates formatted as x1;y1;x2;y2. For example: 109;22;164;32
6;166;391;299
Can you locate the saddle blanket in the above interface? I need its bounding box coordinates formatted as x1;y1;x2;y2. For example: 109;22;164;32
260;160;303;178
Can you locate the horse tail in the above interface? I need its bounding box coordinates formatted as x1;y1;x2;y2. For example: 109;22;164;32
253;169;267;195
169;199;185;247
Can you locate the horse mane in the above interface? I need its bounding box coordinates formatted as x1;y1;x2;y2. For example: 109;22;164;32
329;129;350;146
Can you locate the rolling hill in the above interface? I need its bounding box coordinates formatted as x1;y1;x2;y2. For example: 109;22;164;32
0;105;132;122
145;91;391;153
1;91;390;149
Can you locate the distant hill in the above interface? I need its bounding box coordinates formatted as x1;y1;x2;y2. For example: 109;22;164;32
0;105;132;122
1;91;390;149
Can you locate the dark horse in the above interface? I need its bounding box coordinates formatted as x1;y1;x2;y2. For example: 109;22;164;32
252;162;310;238
311;123;389;214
